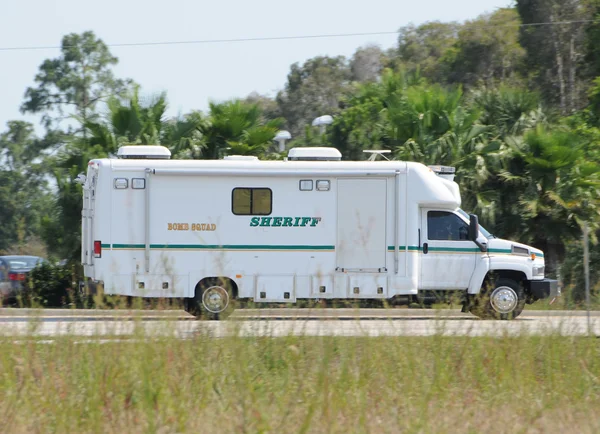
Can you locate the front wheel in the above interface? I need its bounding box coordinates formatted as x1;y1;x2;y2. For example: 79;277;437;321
470;278;525;320
185;278;236;320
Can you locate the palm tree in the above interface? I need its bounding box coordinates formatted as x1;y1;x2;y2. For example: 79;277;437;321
470;85;546;138
498;126;600;274
84;86;168;154
202;100;283;159
327;68;424;160
162;111;206;159
382;83;491;167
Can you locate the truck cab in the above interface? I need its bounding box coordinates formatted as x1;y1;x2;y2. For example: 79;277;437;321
418;203;557;319
414;165;558;319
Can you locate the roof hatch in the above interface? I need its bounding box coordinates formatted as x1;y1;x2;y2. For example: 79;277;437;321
117;145;171;160
287;147;342;161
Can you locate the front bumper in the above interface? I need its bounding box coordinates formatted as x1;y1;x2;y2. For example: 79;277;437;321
529;279;560;300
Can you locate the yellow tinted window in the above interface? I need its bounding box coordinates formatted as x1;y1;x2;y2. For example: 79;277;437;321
232;188;252;215
232;188;272;215
252;189;272;215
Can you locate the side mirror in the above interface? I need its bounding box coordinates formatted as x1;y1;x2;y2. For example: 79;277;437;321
469;214;479;241
469;214;487;252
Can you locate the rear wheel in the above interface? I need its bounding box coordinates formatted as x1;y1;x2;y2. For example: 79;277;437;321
470;277;525;320
185;278;236;320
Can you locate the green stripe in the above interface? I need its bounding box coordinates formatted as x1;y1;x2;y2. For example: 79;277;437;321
112;244;144;249
106;243;544;257
386;246;545;256
110;244;334;250
429;246;480;253
387;246;479;253
387;245;419;251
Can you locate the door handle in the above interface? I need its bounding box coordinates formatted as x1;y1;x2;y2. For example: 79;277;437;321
423;243;428;254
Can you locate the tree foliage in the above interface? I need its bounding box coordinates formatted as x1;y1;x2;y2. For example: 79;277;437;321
4;14;600;300
516;0;588;113
276;56;351;136
21;31;133;130
201;100;283;159
396;21;459;83
446;8;526;87
0;122;53;253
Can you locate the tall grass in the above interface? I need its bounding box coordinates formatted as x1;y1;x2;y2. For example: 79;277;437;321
2;325;600;433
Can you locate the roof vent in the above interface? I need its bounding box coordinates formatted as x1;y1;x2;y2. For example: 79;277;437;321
287;147;342;161
223;155;259;161
117;145;171;160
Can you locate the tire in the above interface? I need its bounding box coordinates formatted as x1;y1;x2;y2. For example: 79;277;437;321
185;278;236;320
470;277;525;320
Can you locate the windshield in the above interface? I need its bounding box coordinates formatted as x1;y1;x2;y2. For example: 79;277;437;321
1;256;43;270
457;209;494;238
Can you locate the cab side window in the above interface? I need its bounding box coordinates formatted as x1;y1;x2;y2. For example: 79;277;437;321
428;211;469;241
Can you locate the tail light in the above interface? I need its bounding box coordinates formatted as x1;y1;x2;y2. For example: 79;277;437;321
94;241;102;258
9;273;26;281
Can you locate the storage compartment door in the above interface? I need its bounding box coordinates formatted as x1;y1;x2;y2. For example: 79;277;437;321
336;178;387;272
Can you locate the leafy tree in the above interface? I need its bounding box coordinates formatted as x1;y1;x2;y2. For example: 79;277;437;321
584;0;600;78
0;122;54;254
243;92;282;122
350;45;385;82
561;237;600;303
395;21;459;83
276;56;351;136
446;9;526;87
516;0;588;113
0;121;41;171
40;166;84;262
328;96;387;160
21;31;133;131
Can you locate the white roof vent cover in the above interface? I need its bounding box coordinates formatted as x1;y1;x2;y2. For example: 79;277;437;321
117;145;171;160
287;147;342;161
223;155;259;161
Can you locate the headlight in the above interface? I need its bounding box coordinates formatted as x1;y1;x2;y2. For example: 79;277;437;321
532;265;545;277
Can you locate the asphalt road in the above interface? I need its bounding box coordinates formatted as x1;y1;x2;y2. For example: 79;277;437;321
1;308;600;338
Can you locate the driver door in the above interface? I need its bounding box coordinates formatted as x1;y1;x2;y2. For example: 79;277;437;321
419;209;478;290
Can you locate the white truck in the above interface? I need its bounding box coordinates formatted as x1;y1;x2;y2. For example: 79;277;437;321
80;145;558;320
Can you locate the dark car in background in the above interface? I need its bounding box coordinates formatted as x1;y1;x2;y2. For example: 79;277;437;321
0;255;45;302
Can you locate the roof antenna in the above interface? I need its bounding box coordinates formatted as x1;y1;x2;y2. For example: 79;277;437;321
363;150;391;161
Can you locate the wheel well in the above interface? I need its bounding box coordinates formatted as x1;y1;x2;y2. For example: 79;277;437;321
196;277;239;299
485;270;527;286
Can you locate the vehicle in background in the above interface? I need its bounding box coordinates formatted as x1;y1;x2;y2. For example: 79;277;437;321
0;255;45;303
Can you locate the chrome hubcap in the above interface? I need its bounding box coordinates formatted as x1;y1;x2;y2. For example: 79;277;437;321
202;286;229;313
490;286;518;314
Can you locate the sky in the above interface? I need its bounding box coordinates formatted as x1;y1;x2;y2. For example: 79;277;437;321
0;0;513;134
